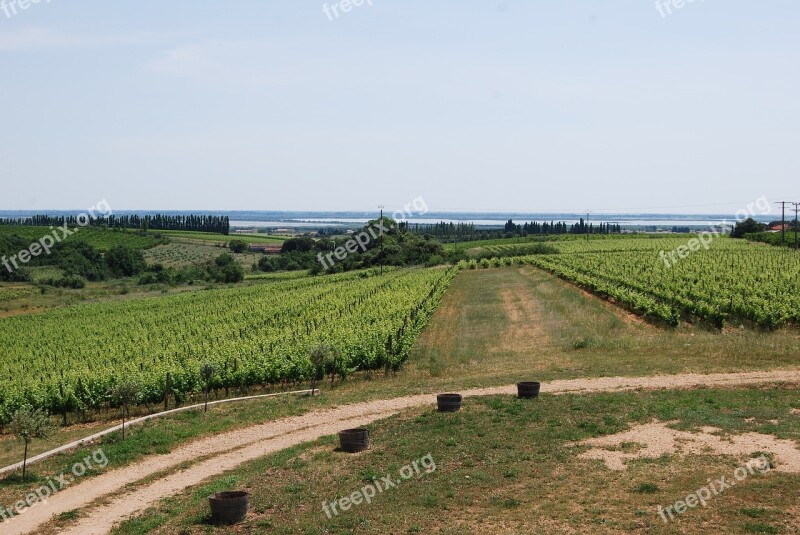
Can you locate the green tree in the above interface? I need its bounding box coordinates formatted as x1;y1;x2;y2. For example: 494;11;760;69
228;239;247;253
111;381;140;439
308;346;330;396
731;218;767;238
199;362;217;412
11;406;53;480
105;246;147;277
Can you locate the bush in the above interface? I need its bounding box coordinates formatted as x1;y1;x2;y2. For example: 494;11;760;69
209;254;244;283
228;239;247;253
105;246;147;277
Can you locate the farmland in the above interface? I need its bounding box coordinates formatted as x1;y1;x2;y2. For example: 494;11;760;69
0;285;38;302
0;267;454;423
1;256;799;535
0;226;166;252
142;242;261;270
466;236;800;329
160;230;286;244
77;265;800;535
115;388;800;535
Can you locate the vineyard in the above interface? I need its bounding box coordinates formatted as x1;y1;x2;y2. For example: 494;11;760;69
0;285;38;302
493;236;800;329
161;230;286;244
0;267;455;424
143;242;259;269
745;231;800;249
0;226;166;253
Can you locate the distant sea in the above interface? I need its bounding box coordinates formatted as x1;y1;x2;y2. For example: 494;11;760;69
0;210;776;231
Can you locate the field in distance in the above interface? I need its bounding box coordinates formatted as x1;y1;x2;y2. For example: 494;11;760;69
160;230;286;244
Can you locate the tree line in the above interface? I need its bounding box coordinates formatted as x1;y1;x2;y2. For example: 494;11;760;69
505;219;622;235
407;220;622;242
0;214;230;235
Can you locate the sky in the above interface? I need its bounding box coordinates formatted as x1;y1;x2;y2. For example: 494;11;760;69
0;1;798;215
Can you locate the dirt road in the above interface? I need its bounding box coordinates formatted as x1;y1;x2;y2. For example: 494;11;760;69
4;369;798;535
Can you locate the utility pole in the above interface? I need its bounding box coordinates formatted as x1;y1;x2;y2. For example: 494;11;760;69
586;212;590;241
793;202;800;250
378;205;384;275
775;201;789;245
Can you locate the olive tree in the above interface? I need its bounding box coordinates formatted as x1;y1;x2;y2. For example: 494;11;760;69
200;362;217;412
111;381;140;440
11;406;53;480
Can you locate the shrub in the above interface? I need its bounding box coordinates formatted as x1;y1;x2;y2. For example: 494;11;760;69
228;240;247;253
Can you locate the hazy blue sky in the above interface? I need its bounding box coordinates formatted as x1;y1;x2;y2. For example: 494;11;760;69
1;1;798;214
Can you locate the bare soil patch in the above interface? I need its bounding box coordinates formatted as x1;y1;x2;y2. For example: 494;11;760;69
498;284;547;353
574;420;800;472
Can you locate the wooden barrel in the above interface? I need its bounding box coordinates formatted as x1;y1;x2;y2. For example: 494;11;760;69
437;393;463;412
517;382;541;399
209;491;249;524
339;428;369;453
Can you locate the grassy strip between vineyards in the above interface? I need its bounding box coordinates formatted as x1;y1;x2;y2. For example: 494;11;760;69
108;386;800;535
460;235;800;329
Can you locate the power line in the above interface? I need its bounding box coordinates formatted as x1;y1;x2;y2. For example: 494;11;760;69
775;202;790;245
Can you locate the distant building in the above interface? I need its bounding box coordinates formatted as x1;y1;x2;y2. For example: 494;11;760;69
769;223;790;233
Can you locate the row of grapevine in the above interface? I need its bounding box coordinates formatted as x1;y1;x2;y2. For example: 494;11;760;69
0;267;455;424
506;237;800;328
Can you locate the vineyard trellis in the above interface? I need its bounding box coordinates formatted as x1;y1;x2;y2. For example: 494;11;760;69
0;267;456;425
507;237;800;328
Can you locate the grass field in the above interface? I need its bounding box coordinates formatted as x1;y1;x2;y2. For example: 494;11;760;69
112;387;800;534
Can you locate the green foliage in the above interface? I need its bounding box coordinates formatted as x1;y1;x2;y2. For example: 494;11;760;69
281;237;317;253
0;267;456;421
210;254;244;283
111;381;141;409
744;231;800;249
111;380;141;439
10;406;53;443
308;345;337;393
0;226;165;254
227;239;247;253
731;218;767;238
466;236;800;329
44;274;87;289
0;285;38;301
199;362;217;411
254;219;447;274
0;225;156;283
105;246;147;277
10;405;53;479
138;254;244;286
